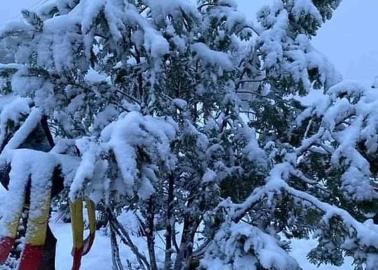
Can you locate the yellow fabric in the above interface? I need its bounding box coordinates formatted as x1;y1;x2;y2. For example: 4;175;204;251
26;192;51;246
85;200;96;235
4;189;52;246
4;202;26;238
70;198;96;257
6;215;21;238
70;200;84;249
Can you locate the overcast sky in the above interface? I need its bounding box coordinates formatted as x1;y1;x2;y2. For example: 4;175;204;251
1;0;378;82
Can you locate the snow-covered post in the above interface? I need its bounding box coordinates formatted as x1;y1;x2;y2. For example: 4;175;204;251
0;98;63;269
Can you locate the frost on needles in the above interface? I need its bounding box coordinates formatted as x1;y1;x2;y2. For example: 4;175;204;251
0;0;377;270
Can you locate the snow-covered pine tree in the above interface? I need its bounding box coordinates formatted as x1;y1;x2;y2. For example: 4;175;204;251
0;0;377;270
201;1;378;270
0;0;261;268
293;81;378;268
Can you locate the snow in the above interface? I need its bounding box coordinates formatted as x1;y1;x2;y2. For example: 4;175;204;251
239;126;267;168
291;0;322;24
290;238;353;270
51;220;353;270
202;222;300;270
0;0;376;269
53;221;115;270
297;81;378;201
0;96;31;149
327;80;365;100
1;108;42;153
257;0;342;92
2;1;378;83
0;186;356;269
258;3;288;69
69;140;98;201
67;111;178;202
192;43;234;71
145;0;199;24
84;69;107;84
202;169;217;183
51;210;166;270
101;111;176;187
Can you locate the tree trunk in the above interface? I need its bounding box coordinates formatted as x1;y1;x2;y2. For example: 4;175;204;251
146;199;158;270
164;175;175;270
173;216;199;270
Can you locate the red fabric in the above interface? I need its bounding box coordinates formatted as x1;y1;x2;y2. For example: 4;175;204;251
82;233;95;256
18;244;44;270
71;247;83;270
70;233;95;269
0;237;15;264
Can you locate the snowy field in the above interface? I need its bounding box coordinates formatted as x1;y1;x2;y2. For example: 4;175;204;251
52;215;354;270
0;186;353;270
52;221;355;270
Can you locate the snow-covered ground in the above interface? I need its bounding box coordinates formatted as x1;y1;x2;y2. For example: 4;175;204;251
0;186;353;269
52;222;114;270
52;221;354;270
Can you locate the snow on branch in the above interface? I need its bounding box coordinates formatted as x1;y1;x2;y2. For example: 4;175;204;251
218;159;378;268
202;221;300;270
296;81;378;201
69;111;177;202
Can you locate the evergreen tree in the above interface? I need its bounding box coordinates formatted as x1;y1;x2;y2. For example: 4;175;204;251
0;0;377;270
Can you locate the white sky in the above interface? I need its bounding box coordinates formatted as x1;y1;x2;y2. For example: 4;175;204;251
1;0;378;82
